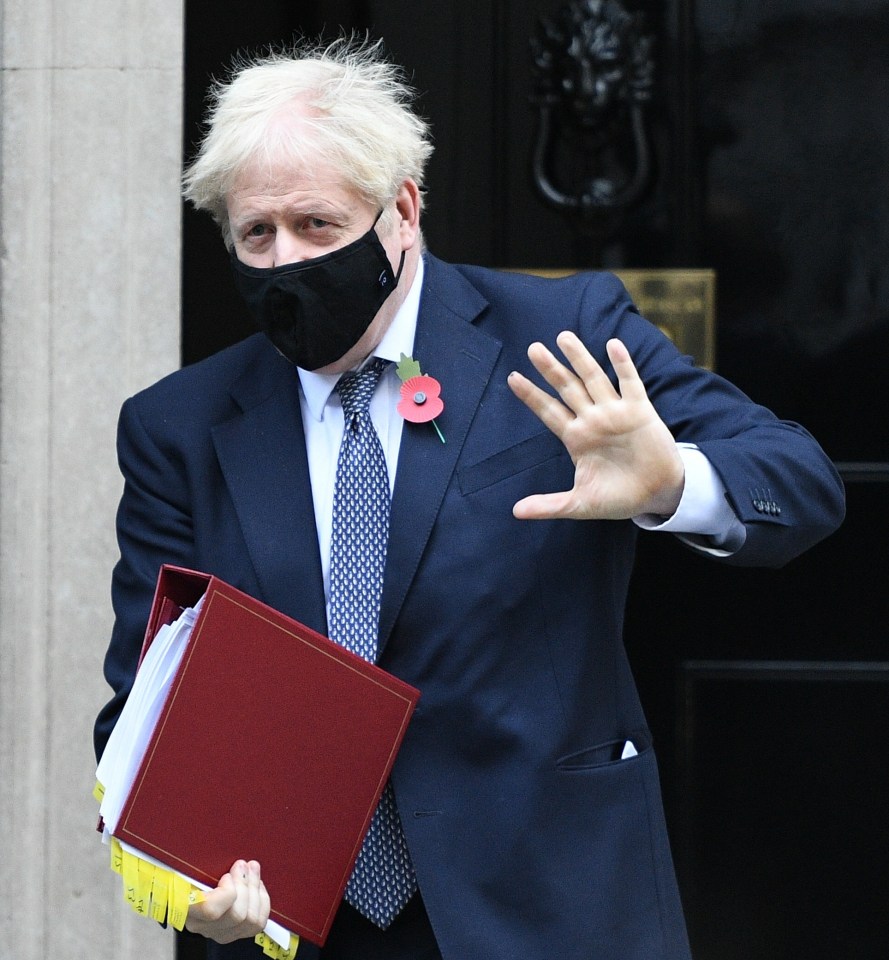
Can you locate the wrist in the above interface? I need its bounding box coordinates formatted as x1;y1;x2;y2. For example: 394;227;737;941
646;461;685;519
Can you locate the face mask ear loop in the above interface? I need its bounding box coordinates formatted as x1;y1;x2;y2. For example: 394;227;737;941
393;249;406;286
372;207;406;287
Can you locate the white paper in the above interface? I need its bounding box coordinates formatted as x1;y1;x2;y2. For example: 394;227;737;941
97;597;202;832
96;594;292;952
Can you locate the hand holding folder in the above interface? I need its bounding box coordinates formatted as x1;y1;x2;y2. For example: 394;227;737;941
96;565;420;955
186;859;271;945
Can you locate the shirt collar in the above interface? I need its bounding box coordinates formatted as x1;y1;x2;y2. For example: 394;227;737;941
298;255;425;422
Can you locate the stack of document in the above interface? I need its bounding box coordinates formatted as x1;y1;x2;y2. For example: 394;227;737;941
95;565;421;958
96;595;296;957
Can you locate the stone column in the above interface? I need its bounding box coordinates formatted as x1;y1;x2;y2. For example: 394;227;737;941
0;1;183;957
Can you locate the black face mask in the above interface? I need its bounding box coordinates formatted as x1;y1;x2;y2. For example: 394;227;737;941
230;213;405;370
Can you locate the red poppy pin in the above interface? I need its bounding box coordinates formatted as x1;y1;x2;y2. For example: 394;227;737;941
396;354;445;443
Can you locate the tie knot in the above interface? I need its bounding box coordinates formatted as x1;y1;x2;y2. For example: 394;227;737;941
336;358;389;421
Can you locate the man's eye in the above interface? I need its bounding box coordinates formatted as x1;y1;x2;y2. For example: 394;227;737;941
247;224;270;238
305;217;332;230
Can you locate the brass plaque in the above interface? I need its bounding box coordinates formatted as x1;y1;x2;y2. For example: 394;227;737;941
507;269;716;370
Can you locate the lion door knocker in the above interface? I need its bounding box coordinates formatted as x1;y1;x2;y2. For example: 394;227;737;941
530;0;655;234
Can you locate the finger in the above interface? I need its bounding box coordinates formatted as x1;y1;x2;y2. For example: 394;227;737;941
507;369;574;437
188;872;238;924
525;339;599;415
249;861;271;926
185;859;269;943
603;338;647;402
513;489;577;521
243;860;271;929
553;331;620;404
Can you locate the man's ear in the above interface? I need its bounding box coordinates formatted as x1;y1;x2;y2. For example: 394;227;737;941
395;178;421;249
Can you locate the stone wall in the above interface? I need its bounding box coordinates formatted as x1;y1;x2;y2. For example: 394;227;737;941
0;1;183;956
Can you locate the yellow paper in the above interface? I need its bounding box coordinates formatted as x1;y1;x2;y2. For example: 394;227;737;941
255;931;299;960
109;836;124;875
168;872;193;931
110;842;295;958
121;848;140;910
149;865;169;923
281;934;300;960
133;857;155;916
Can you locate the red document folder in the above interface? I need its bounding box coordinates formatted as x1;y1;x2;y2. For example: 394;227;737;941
114;565;420;945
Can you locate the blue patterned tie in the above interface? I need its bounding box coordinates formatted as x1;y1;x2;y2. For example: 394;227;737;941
329;357;418;928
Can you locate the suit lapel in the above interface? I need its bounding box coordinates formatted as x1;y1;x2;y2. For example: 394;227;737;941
378;257;501;654
210;260;501;650
211;346;328;634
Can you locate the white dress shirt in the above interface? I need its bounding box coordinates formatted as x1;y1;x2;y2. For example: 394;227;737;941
298;256;744;600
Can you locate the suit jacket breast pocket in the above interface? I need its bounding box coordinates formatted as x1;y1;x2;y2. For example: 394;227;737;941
457;430;569;496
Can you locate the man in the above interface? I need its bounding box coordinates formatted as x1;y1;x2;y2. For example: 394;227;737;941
94;38;845;960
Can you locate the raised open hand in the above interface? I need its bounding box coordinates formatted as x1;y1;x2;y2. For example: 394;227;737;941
507;332;685;521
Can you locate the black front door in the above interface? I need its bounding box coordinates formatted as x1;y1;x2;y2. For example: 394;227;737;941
180;3;889;957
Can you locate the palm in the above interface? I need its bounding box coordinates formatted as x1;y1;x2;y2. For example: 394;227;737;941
508;333;684;521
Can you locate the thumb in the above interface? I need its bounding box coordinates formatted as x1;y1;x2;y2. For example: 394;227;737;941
188;872;237;923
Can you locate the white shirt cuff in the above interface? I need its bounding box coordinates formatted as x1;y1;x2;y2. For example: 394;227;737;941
633;444;746;556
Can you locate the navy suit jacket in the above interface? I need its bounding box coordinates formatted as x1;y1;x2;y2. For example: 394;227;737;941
95;254;844;959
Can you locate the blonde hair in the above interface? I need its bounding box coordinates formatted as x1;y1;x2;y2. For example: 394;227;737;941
182;37;434;245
